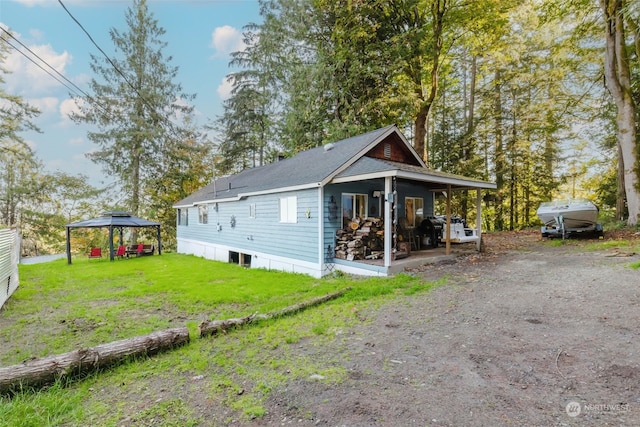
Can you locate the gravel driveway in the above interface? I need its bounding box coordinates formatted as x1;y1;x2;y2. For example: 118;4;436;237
262;231;640;426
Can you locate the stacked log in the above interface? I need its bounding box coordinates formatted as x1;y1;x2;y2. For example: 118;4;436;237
335;218;385;260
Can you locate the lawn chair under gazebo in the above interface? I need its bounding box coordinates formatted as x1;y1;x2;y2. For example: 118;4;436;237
65;211;162;264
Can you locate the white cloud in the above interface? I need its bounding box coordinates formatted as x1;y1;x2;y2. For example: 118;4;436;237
210;25;245;56
3;33;73;96
216;76;233;101
68;136;84;146
29;96;58;114
60;97;84;122
11;0;84;6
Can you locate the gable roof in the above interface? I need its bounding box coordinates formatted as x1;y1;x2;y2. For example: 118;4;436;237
174;125;494;208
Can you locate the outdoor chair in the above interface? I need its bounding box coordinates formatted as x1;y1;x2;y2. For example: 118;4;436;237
88;247;102;259
116;245;126;259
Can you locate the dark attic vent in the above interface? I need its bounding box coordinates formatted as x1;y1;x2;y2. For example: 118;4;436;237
384;143;391;158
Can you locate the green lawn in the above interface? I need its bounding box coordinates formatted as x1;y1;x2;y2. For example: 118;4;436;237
0;253;442;426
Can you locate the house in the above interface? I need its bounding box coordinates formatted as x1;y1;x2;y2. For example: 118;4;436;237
173;125;496;277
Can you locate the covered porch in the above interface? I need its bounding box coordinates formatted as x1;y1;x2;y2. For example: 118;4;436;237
325;158;496;276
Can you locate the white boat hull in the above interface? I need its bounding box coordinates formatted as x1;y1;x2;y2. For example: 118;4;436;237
536;200;599;230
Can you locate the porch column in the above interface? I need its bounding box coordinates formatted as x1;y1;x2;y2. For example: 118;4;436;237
66;227;72;265
108;226;115;261
445;184;451;255
476;189;482;251
384;176;392;267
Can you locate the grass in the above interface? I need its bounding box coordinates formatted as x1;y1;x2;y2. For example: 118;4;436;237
0;253;443;426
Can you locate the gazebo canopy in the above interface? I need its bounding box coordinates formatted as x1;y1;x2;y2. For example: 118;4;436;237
65;211;162;263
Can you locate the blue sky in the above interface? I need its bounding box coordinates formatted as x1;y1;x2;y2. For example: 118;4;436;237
0;0;261;186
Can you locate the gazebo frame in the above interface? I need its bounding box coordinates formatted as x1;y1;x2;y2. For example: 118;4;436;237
65;211;162;264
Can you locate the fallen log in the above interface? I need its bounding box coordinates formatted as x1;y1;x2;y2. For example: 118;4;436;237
0;327;189;395
199;287;352;338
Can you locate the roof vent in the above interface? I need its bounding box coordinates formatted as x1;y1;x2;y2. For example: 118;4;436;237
324;143;335;152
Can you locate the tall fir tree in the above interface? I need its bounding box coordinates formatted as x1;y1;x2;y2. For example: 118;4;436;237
70;0;196;218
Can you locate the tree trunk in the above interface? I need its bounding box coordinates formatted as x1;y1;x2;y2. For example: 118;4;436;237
494;70;505;231
617;144;627;220
412;0;447;164
199;288;351;338
601;0;640;225
0;327;189;395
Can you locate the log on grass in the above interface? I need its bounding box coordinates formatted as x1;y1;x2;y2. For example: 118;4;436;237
199;287;352;338
0;327;189;395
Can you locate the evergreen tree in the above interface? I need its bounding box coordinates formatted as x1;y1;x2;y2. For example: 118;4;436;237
70;0;196;218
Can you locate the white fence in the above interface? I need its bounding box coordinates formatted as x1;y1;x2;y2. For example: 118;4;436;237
0;228;20;310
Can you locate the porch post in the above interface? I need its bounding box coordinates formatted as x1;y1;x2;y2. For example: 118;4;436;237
476;189;482;251
66;227;72;265
445;184;451;255
384;176;392;267
108;226;115;261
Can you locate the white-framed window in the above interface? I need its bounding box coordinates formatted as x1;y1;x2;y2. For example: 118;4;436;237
405;197;424;227
178;208;188;226
198;204;208;224
249;203;256;219
279;196;297;223
342;193;368;228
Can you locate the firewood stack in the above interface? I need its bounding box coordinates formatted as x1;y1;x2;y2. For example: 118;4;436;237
334;217;385;260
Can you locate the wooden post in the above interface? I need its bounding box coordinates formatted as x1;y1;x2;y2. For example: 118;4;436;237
476;189;482;251
446;184;451;255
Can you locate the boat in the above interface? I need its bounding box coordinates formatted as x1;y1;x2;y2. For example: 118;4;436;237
536;199;602;238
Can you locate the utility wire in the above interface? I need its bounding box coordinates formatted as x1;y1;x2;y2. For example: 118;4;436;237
1;28;117;123
0;28;90;99
57;0;189;141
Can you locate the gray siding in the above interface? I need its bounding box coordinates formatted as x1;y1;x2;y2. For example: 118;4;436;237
177;189;320;264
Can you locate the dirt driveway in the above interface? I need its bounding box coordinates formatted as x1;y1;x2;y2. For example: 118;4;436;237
262;231;640;426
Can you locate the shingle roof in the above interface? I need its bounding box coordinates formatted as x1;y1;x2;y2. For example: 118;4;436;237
174;125;397;207
174;124;495;207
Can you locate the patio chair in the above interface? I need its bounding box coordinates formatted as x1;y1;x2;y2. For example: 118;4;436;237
88;247;102;259
116;245;126;259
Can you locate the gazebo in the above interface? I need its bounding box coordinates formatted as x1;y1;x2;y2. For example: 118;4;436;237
65;211;162;264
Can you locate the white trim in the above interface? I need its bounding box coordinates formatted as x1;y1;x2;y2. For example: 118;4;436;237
319;126;400;187
331;169;496;190
173;182;321;208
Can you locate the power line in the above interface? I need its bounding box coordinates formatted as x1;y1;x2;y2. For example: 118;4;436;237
0;28;90;99
57;0;190;141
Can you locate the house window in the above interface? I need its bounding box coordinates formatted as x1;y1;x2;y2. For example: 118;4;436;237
342;193;368;228
405;197;424;227
178;208;188;226
279;196;297;223
249;203;256;219
198;204;208;224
